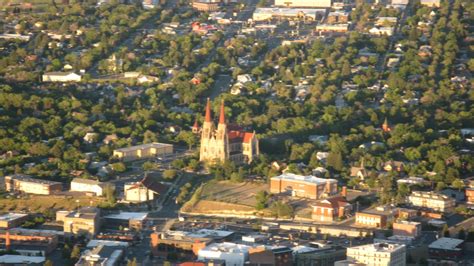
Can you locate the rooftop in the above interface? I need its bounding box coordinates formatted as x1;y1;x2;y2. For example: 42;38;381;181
271;173;337;185
410;191;454;201
429;237;464;250
104;212;148;221
86;239;130;248
0;213;28;222
199;242;251;254
71;178;102;185
254;7;326;15
0;255;45;264
114;142;172;153
6;174;62;185
349;243;405;253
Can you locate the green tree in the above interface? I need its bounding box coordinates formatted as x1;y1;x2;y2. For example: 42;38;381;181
163;169;178;180
255;190;270;210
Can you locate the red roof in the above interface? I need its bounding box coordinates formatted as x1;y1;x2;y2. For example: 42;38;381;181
204;98;212;123
228;130;254;143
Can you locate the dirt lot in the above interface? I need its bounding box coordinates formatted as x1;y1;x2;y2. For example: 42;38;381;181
200;180;269;207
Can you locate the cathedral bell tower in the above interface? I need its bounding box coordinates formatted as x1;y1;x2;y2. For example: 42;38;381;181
215;100;229;160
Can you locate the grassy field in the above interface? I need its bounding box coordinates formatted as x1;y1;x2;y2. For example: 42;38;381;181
0;194;106;212
199;180;269;207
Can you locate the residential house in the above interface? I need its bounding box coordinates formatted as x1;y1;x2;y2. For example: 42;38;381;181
124;175;168;203
383;161;404;172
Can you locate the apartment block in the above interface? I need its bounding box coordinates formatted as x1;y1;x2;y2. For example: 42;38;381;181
408;191;456;212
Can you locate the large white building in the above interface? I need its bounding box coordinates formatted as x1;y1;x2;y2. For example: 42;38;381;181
113;143;173;162
198;242;251;266
343;243;406;266
253;7;326;21
274;0;332;8
408;191;456;212
42;72;82;82
70;178;113;196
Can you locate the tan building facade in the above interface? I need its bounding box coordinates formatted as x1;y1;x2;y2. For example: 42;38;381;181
270;173;338;200
113;143;173;162
408;191;456;212
4;174;62;195
345;243;406;266
355;212;387;228
199;99;259;165
57;207;100;237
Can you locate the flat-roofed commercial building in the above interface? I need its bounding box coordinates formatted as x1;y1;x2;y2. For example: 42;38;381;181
113;143;173;162
0;213;29;229
270;173;338;199
0;228;59;256
274;0;332;8
57;207;101;237
151;229;234;259
343;243;406;266
408;191;456;212
4;174;62;195
428;237;464;264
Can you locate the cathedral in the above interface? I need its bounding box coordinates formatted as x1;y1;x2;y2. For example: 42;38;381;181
198;99;259;165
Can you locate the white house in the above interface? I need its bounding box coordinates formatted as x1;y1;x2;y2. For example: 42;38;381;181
70;178;112;196
236;74;253;84
42;72;81;82
369;27;394;36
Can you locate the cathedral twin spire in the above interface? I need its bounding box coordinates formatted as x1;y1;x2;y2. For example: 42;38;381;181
204;98;226;125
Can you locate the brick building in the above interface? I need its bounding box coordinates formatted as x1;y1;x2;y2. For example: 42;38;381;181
326;11;349;24
270;173;338;200
466;188;474;204
151;229;234;259
248;246;293;266
392;221;421;238
0;228;59;256
312;196;351;222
